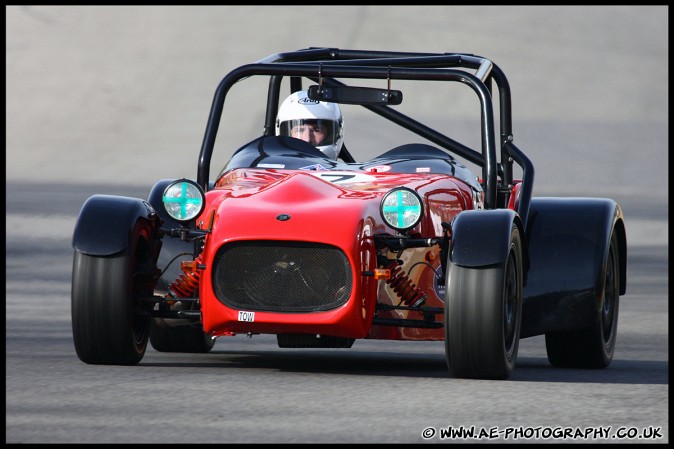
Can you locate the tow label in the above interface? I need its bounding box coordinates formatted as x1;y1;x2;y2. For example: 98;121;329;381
238;311;255;322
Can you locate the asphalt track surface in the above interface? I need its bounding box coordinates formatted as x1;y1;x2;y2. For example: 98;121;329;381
6;6;668;444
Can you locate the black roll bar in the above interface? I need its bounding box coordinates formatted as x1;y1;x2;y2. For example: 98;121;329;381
197;48;530;218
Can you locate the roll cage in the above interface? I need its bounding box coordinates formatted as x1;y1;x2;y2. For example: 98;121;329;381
197;47;534;231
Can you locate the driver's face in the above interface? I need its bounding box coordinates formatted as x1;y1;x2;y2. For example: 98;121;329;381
290;123;327;146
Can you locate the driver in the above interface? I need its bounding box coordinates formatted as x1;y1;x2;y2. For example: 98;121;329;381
275;90;344;160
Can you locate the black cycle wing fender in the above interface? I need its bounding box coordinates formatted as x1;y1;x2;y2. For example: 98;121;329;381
72;194;160;256
449;208;524;268
520;197;626;337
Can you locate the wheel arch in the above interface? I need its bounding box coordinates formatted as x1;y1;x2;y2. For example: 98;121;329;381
449;208;526;269
72;194;161;256
521;197;626;337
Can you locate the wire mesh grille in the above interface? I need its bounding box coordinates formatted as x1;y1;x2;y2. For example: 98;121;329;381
212;241;352;312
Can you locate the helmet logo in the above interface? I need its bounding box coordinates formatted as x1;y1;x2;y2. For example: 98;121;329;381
298;97;319;105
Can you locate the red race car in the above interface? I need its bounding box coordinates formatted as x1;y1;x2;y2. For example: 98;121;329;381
71;48;627;379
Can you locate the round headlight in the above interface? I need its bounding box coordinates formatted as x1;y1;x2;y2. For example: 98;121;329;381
380;187;423;232
162;179;205;223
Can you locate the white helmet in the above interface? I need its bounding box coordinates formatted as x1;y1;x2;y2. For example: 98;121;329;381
275;90;344;160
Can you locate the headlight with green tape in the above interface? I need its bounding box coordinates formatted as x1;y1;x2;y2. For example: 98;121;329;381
162;179;205;223
380;187;423;233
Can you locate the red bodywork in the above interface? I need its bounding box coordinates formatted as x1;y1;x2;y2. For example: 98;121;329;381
197;168;475;341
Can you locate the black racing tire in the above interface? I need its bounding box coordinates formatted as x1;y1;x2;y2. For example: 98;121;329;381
545;231;620;368
444;225;523;379
71;220;156;365
150;319;216;353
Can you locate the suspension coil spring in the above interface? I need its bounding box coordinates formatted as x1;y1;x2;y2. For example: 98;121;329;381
168;258;202;298
385;260;426;307
169;272;200;298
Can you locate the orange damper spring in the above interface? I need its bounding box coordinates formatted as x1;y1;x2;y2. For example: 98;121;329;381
385;260;426;308
168;259;202;298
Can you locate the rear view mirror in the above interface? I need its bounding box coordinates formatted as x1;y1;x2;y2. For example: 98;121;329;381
307;85;402;105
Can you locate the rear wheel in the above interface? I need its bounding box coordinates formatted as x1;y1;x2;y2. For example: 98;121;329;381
545;231;620;368
445;225;523;379
71;220;156;365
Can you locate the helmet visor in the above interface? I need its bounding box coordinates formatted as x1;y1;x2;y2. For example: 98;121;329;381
278;119;338;147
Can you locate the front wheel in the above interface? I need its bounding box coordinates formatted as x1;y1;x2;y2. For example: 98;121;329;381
545;231;620;368
444;225;523;379
71;220;157;365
